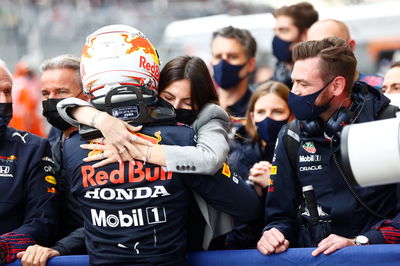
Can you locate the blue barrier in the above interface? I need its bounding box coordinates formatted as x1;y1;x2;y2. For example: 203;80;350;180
7;245;400;266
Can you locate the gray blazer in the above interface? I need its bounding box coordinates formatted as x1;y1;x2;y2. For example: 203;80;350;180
163;103;230;175
164;103;233;250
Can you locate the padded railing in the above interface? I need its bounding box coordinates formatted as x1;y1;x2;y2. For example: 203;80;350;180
7;244;400;266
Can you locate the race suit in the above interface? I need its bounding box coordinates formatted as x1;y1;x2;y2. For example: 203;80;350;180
264;81;400;247
0;127;59;263
63;124;260;265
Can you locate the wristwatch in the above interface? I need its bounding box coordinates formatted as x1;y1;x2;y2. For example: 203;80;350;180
354;235;369;245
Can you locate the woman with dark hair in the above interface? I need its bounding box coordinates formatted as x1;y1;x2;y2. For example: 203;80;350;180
158;56;219;123
65;55;230;175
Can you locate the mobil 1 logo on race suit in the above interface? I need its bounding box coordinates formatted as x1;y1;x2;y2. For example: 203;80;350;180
64;125;196;264
297;141;331;195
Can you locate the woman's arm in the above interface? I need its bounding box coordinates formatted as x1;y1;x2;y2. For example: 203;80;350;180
57;98;152;162
163;116;230;174
83;103;230;174
82;113;229;175
162;103;230;175
62;99;230;174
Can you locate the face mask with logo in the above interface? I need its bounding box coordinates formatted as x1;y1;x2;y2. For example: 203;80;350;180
255;116;288;143
213;59;246;90
0;103;12;133
288;78;335;120
272;35;293;63
42;98;72;131
175;108;196;125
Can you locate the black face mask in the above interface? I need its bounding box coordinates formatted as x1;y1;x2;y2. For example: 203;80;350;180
175;108;196;125
42;98;72;131
0;103;12;134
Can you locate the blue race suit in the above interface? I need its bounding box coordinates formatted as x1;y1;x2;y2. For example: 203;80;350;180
264;81;399;247
0;127;59;263
63;124;260;265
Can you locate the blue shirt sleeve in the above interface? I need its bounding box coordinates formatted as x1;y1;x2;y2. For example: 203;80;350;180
263;127;299;245
184;163;261;223
0;135;59;263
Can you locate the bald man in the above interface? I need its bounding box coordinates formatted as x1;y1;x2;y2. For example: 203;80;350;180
382;62;400;94
308;19;357;51
307;19;383;89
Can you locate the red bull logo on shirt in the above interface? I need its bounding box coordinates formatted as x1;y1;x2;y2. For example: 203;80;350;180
81;161;173;188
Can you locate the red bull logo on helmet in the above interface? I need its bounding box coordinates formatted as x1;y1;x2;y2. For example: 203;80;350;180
139;56;159;80
122;34;160;65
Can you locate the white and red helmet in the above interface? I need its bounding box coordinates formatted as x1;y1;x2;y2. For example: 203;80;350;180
80;25;160;104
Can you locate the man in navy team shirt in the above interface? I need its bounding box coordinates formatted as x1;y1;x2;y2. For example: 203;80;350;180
0;60;58;264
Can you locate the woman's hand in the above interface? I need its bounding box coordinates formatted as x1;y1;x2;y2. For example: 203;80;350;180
248;161;272;196
81;138;151;168
92;112;153;162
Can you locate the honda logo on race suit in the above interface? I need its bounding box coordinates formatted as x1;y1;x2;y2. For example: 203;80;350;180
0;165;10;174
0;165;12;177
84;186;170;201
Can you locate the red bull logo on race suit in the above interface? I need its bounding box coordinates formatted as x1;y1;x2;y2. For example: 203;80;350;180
82;161;173;188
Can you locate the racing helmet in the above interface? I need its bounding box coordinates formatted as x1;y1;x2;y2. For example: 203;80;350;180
80;24;160;104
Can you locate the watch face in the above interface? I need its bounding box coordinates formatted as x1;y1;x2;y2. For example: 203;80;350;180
355;235;369;245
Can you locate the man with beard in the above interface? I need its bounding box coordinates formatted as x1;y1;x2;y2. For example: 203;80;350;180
257;37;399;256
